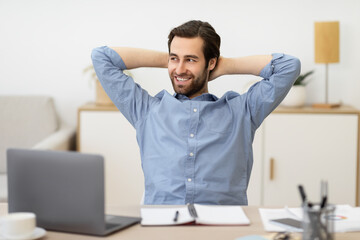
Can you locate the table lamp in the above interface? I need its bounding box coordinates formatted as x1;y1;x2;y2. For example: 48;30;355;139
313;21;340;108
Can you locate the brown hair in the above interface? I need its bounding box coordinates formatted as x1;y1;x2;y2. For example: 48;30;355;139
168;20;221;68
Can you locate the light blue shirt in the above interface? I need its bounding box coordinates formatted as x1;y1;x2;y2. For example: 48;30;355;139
91;46;301;205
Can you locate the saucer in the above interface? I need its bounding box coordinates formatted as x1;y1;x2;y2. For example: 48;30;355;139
0;227;46;240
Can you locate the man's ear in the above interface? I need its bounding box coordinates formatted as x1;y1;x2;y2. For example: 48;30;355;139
208;58;217;71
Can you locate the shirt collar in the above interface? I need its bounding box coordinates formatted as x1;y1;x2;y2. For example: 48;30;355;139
174;93;218;102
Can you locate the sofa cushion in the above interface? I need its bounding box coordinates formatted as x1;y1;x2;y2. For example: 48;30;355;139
0;174;7;202
0;96;59;173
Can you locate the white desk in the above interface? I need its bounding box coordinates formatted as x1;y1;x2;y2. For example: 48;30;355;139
1;203;359;240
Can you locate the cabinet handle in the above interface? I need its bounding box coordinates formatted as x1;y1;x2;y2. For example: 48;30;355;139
270;158;275;180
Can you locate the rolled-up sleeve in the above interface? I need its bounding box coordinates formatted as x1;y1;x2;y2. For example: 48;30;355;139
91;46;153;128
246;53;301;128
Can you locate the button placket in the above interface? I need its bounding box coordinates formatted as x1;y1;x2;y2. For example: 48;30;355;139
185;102;200;204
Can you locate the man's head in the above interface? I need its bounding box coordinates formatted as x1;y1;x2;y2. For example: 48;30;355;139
167;20;221;99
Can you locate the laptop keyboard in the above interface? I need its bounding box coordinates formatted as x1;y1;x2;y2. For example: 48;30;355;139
106;222;121;229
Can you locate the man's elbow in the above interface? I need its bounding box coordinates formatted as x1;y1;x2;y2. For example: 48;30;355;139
284;56;301;80
91;47;105;61
292;57;301;77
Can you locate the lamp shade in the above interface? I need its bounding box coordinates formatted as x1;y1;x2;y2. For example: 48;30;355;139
314;21;340;63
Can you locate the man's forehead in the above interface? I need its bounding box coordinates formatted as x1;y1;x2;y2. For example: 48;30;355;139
170;36;204;58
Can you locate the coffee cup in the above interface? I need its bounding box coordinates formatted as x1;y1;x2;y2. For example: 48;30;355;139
0;212;36;239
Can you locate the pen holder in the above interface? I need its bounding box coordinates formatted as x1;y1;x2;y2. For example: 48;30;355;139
302;204;335;240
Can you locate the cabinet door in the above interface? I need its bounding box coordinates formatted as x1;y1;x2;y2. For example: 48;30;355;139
79;111;144;208
263;113;358;206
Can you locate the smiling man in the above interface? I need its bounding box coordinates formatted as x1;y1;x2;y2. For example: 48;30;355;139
91;20;300;205
168;36;216;98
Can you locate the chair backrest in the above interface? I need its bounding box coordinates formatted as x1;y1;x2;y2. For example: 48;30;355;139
0;95;59;173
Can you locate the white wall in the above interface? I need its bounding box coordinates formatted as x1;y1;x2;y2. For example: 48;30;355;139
1;0;360;127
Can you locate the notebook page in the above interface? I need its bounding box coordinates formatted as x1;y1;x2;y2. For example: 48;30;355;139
194;204;250;225
140;207;194;225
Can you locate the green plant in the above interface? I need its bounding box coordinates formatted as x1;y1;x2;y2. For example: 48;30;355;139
294;70;314;86
83;65;98;83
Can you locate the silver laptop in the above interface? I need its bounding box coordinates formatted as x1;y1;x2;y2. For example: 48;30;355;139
7;148;140;236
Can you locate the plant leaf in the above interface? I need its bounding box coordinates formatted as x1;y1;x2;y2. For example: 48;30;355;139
293;70;314;86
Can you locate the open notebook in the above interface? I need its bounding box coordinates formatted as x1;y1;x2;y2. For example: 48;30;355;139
141;204;250;226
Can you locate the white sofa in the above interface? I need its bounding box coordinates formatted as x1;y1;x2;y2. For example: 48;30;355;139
0;96;76;202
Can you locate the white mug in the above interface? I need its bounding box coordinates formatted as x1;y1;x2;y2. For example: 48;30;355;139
0;212;36;239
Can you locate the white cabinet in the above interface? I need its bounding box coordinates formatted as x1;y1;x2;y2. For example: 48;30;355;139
77;104;144;208
78;104;359;207
254;106;359;207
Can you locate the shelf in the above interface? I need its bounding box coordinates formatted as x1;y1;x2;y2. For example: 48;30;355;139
274;105;359;114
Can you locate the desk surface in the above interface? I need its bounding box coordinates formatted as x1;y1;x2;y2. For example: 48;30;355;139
1;204;359;240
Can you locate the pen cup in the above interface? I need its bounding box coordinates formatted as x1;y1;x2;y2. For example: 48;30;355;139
302;204;335;240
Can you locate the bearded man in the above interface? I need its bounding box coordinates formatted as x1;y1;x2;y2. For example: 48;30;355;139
91;20;300;205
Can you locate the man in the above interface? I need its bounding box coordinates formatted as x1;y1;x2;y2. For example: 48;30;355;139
91;20;300;205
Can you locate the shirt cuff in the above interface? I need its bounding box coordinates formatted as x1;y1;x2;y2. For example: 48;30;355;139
259;53;284;79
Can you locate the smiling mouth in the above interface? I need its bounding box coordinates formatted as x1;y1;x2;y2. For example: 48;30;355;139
175;76;191;82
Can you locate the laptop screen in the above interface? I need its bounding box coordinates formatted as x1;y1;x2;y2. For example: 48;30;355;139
7;148;106;235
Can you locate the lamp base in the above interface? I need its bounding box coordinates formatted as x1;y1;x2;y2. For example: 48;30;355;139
312;102;341;109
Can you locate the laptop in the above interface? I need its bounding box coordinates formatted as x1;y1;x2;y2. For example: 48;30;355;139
6;148;141;236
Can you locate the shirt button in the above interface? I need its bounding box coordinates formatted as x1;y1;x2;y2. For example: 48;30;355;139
189;152;194;157
193;108;197;112
190;133;194;138
187;178;192;182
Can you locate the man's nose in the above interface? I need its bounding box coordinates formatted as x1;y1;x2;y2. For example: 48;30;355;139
176;61;186;75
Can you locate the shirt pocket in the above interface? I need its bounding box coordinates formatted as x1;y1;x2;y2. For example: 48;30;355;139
202;104;234;134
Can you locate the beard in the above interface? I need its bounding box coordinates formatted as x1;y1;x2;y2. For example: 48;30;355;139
170;68;209;99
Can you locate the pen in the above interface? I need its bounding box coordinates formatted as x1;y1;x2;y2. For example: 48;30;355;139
320;196;327;209
298;185;307;204
187;204;198;218
173;210;179;222
320;180;328;209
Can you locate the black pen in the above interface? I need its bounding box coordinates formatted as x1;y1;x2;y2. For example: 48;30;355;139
320;180;328;209
298;185;307;204
173;210;179;222
187;204;198;218
320;196;327;209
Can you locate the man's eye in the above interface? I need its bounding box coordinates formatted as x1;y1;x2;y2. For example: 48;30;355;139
170;57;178;61
187;59;196;62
